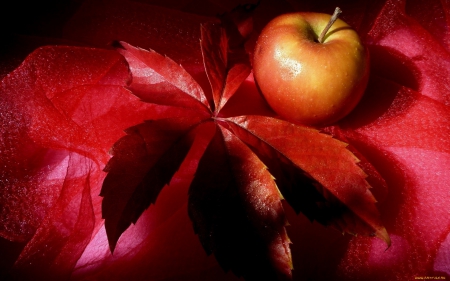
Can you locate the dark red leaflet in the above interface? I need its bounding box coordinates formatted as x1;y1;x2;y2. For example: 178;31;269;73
200;22;252;113
188;125;292;281
224;115;390;245
101;117;207;251
218;62;252;112
200;22;228;110
118;41;211;112
321;125;388;201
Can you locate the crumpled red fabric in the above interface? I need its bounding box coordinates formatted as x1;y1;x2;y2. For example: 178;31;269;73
0;0;449;280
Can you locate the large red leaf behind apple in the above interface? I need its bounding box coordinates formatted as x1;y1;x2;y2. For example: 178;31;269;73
100;20;388;281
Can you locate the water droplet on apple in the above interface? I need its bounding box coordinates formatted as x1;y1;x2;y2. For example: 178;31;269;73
274;47;302;80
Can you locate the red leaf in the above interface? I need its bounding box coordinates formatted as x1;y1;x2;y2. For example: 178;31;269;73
201;22;228;109
188;124;292;281
118;41;211;112
224;115;390;245
201;22;251;111
101;117;214;251
322;125;388;202
219;62;252;112
99;14;389;281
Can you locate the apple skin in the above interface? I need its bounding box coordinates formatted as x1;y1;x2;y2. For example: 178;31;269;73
253;12;370;126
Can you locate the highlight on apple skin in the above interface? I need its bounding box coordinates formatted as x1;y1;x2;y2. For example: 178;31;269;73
253;9;370;126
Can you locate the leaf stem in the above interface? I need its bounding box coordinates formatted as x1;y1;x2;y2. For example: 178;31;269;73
318;7;342;43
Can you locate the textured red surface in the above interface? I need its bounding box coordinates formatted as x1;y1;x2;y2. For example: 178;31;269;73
1;0;449;280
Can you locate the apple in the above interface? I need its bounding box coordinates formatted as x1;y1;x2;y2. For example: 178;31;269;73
253;8;369;126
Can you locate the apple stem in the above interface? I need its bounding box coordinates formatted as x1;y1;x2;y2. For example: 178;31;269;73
318;7;342;43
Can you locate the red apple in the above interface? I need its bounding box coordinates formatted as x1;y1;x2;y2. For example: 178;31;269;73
253;8;369;126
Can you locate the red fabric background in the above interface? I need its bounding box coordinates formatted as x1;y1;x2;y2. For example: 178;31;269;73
1;0;449;280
